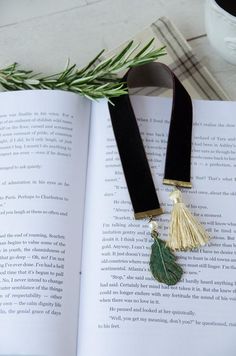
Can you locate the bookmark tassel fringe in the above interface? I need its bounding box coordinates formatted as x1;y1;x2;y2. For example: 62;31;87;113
167;189;209;251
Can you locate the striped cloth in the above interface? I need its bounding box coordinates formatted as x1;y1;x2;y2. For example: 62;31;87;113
105;17;230;100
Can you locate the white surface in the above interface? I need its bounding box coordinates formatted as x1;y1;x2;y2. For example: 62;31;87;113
0;0;235;99
205;0;236;65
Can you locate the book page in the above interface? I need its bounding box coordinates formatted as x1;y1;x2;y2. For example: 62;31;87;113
78;97;236;356
0;90;90;356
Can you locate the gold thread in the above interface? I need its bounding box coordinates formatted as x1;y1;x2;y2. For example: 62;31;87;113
134;208;164;220
167;189;209;250
163;179;192;188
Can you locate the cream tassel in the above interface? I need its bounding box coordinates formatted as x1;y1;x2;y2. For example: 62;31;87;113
166;189;209;251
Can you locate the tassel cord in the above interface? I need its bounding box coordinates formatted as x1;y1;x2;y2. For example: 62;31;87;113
167;189;209;251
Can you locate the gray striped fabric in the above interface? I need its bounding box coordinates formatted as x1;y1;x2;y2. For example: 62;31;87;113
105;17;230;100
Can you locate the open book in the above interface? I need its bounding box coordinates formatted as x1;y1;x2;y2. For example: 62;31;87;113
0;90;235;356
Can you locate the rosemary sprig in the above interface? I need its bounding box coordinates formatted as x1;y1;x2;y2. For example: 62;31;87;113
0;39;166;100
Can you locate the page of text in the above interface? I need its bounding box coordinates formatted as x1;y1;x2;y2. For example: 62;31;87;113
0;90;90;356
78;97;236;356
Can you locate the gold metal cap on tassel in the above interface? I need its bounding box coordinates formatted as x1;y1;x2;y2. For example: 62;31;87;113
166;189;209;251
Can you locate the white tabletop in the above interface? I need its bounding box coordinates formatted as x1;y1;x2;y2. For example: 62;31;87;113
0;0;235;99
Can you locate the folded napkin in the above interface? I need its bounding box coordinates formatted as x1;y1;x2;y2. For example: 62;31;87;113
104;17;230;100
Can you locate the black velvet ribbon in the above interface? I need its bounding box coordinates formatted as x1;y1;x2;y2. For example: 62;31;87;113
108;62;192;219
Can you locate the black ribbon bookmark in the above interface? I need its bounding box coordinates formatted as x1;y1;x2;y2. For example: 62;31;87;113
108;62;193;220
108;67;210;286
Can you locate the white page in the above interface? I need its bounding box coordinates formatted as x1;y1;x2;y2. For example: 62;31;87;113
78;97;236;356
0;90;90;356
